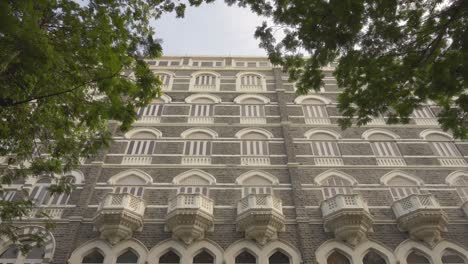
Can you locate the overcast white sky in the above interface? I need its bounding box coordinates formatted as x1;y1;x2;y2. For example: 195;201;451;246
151;1;269;56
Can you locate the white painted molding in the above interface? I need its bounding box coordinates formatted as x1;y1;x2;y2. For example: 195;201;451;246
420;129;454;140
107;169;153;185
125;128;162;139
235;128;273;139
304;128;342;140
380;170;424;186
233;94;270;104
235;170;279;185
294;95;331;105
314;169;358;185
172;169;217;185
362;128;400;140
181;128;218;139
445;170;468;185
185;93;222;104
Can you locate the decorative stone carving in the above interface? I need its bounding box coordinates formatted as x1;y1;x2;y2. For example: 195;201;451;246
165;193;214;244
93;193;146;245
392;194;448;245
321;194;373;245
236;194;285;245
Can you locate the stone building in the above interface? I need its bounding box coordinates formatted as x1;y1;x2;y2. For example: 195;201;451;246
1;56;468;264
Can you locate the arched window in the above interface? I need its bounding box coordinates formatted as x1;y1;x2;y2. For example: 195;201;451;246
412;107;437;125
236;73;266;92
0;245;19;264
116;249;139;264
176;174;211;196
235;251;256;264
193;250;215;264
453;175;468;201
387;175;420;201
0;242;45;264
363;250;387;264
441;249;467;264
188;96;217;124
182;130;214;165
319;175;353;199
365;130;405;166
124;129;160;165
307;131;343;166
154;72;173;91
238;97;267;124
136;96;170;123
29;178;71;207
190;72;219;91
82;250;105;264
239;130;270;166
159;250;180;264
269;251;290;264
112;173;147;197
238;172;276;197
299;97;330;125
407;251;430;264
422;132;466;166
327;251;351;264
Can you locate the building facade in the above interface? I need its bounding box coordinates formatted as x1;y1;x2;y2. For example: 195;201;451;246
1;56;468;264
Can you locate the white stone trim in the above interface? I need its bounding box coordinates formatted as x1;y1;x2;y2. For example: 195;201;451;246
125;128;162;139
314;169;358;185
153;94;172;103
107;169;153;185
380;170;424;186
185;93;222;104
362;128;400;140
304;128;342;140
294;95;332;104
224;239;302;264
181;128;218;139
235;128;274;139
189;71;221;91
420;129;454;140
233;94;270;104
235;72;267;92
235;170;279;185
24;170;84;186
172;169;216;185
446;170;468;185
147;239;224;264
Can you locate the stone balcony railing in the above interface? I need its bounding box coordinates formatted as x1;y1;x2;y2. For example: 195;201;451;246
392;194;448;245
29;207;65;219
122;156;152;165
236;194;285;245
438;157;467;167
181;156;211;165
304;118;331;125
241;156;270;166
188;116;214;124
240;116;267;124
192;85;216;92
320;194;373;245
413;118;438;126
240;85;263;92
93;193;146;244
136;116;161;123
165;193;214;244
314;157;344;166
376;157;406;166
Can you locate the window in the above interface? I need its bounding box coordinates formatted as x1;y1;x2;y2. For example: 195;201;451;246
189;97;215;124
412;107;438;125
0;242;45;264
242;104;265;119
191;73;219;91
387;176;420;201
363;250;387;264
193;250;214;264
126;140;155;155
111;172;149;198
156;73;171;90
454;176;468;201
181;130;215;165
269;251;290;264
237;73;265;92
191;61;223;67
441;249;466;264
29;178;71;206
114;186;144;197
1;190;16;201
422;132;466;166
366;131;405;166
327;252;351;264
299;98;330;125
235;251;256;264
235;95;269;124
371;141;401;157
116;250;138;264
320;176;353;200
159;251;180;264
239;131;270;165
82;250;104;264
137;103;163;122
407;251;430;264
176;173;212;196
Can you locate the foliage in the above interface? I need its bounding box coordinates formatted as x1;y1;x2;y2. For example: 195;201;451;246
232;0;467;138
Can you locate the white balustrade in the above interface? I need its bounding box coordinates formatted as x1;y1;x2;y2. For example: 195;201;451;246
188;116;214;124
29;207;64;219
314;157;344;166
167;193;214;215
98;193;146;216
241;156;270;166
192;85;216;91
137;116;161;123
438;158;467;167
181;156;211;165
305;118;331;125
321;194;368;217
240;85;263;92
392;194;440;218
376;157;406;166
240;116;267;124
237;194;283;215
122;156;152;165
413;118;438;126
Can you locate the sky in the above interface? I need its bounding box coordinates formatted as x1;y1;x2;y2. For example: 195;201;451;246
151;2;270;56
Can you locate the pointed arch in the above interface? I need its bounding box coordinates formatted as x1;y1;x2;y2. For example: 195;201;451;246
147;239;224;264
185;94;222;104
173;169;216;185
147;239;185;264
107;169;153;185
294;95;331;105
111;239;148;264
234;94;270;104
355;240;397;264
305;128;341;140
394;240;434;264
315;240;354;264
181;128;218;139
224;240;261;264
420;129;454;141
433;240;468;264
314;170;358;185
446;171;468;185
380;170;424;186
125;128;162;139
64;170;85;184
235;170;279;185
235;128;273;139
362;129;400;140
263;240;302;264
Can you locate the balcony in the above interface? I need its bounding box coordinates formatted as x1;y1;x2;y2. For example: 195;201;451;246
192;85;216;92
413;118;438;126
29;207;64;219
240;85;263;92
165;193;214;244
320;194;373;245
122;156;152;165
93;193;146;244
438;157;467;167
181;156;211;165
392;194;448;245
240;116;267;124
314;157;344;166
236;194;285;245
241;156;270;166
376;157;406;166
188;116;214;124
304;118;330;125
